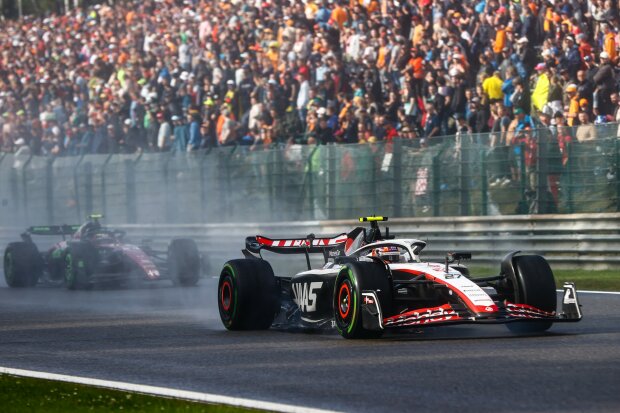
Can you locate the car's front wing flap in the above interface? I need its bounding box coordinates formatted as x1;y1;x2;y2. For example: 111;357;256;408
361;283;582;330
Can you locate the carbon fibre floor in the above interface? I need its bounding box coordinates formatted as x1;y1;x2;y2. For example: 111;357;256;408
0;276;618;412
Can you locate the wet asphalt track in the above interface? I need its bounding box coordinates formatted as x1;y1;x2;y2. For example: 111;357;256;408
0;275;619;413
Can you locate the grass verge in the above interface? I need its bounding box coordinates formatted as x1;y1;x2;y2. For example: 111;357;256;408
0;374;259;413
470;267;620;292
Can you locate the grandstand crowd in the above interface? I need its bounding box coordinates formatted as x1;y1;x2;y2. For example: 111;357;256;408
0;0;620;156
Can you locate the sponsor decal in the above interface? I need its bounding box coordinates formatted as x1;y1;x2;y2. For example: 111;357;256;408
292;282;323;312
383;304;460;327
329;249;341;257
257;235;347;248
563;288;577;304
363;296;374;305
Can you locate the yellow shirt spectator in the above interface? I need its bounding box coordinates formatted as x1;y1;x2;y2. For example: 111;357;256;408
482;73;504;101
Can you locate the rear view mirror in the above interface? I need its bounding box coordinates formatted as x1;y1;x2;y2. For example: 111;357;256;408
445;251;472;273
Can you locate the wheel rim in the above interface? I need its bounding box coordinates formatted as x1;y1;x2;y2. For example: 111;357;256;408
4;252;14;284
338;281;352;320
221;280;232;312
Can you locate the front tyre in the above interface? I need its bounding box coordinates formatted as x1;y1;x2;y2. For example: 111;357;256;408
3;242;42;287
168;239;201;287
334;261;391;339
218;259;279;330
505;255;557;333
64;243;96;290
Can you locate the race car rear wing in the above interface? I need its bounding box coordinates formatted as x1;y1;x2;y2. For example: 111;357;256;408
27;225;80;236
246;234;348;255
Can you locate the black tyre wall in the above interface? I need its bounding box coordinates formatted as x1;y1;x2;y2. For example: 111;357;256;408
168;238;201;286
333;261;392;339
3;242;42;288
506;254;557;333
218;259;279;330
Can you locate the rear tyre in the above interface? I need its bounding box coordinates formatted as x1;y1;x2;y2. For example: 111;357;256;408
168;239;201;287
505;255;557;333
334;261;392;339
3;242;42;287
218;259;279;330
64;242;96;290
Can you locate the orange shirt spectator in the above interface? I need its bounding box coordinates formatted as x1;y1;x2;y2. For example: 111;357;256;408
331;5;348;29
604;32;617;63
493;27;507;54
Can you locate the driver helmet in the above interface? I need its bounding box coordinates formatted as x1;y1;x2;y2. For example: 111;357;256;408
81;221;101;238
371;246;401;263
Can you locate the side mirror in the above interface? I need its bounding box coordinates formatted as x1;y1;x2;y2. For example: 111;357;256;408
445;251;472;273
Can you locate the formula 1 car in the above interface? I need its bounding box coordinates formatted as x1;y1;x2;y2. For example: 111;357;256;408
217;217;582;338
3;215;201;289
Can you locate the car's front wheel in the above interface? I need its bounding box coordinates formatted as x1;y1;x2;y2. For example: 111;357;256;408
64;243;96;290
334;261;392;339
502;254;557;333
168;239;201;287
3;242;42;288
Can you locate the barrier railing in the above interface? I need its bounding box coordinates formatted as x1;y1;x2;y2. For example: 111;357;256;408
2;214;619;271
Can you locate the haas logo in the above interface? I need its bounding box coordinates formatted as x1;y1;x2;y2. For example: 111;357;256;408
292;282;323;312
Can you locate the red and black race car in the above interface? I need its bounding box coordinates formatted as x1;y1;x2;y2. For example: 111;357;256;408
218;217;582;338
3;215;200;289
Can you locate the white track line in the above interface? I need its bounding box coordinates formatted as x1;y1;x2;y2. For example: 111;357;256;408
555;289;620;295
0;367;340;413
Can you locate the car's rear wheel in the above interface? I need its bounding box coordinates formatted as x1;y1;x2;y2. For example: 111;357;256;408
168;239;200;286
3;242;42;288
218;259;279;330
334;261;392;339
64;243;96;290
504;255;557;333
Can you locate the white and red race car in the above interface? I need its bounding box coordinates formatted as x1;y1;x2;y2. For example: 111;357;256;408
218;217;582;338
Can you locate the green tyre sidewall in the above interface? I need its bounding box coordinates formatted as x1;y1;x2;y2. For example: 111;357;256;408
334;267;360;338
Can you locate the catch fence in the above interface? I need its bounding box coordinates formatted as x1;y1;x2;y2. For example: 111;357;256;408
0;123;619;226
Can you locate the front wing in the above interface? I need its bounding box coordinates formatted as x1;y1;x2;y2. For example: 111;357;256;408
361;283;582;330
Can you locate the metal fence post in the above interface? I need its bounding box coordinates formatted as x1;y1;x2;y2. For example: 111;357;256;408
566;142;574;214
100;153;113;219
46;157;55;223
393;138;403;217
432;155;440;216
200;148;212;222
460;138;471;216
83;161;93;217
327;144;336;220
306;146;319;221
616;139;620;212
22;155;33;223
72;154;85;221
125;157;137;223
481;150;488;216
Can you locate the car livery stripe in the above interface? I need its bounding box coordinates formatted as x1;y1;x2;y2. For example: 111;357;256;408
393;267;498;315
383;303;462;327
505;302;556;318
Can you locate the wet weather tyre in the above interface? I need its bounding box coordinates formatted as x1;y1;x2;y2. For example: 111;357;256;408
334;261;392;339
3;242;42;288
168;239;201;287
218;259;279;330
506;255;557;333
64;242;96;290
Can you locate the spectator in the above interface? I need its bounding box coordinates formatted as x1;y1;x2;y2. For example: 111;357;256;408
575;112;597;142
